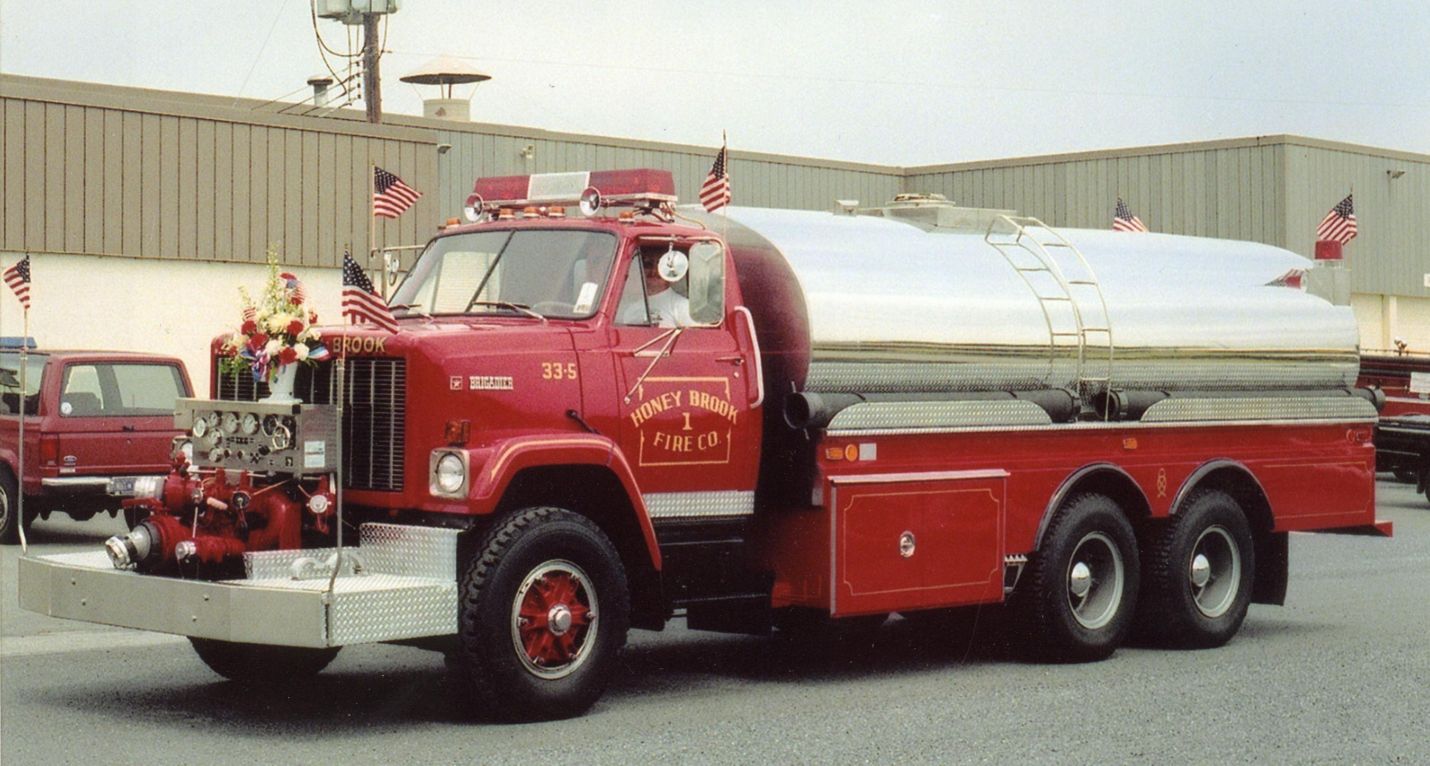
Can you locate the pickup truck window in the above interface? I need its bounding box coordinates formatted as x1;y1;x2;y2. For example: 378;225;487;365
60;363;186;417
0;352;46;415
393;229;617;318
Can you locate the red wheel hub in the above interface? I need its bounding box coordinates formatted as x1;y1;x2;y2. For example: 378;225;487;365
517;570;592;668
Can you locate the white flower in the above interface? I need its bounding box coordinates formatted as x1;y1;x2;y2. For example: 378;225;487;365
265;339;282;356
294;343;310;361
267;313;296;334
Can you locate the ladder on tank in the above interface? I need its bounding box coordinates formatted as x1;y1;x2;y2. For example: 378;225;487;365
983;215;1114;406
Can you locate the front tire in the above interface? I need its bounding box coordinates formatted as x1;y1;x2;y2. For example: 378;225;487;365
189;638;341;684
1014;493;1139;662
1137;490;1255;648
454;507;630;721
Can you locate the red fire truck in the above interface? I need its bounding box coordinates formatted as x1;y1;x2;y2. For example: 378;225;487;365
20;169;1391;720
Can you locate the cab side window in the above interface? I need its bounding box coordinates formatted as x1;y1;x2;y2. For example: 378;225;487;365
615;255;651;326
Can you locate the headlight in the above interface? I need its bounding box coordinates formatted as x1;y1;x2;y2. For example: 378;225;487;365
431;451;468;497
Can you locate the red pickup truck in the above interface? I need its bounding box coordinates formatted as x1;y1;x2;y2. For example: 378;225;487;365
0;349;192;543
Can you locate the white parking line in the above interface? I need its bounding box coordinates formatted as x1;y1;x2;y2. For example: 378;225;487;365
0;630;186;658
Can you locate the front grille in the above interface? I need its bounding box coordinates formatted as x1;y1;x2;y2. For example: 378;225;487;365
216;359;407;491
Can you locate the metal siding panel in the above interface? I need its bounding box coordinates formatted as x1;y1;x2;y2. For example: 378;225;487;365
102;110;123;254
213;122;233;262
3;100;23;251
140;114;161;258
302;131;320;266
122;112;143;257
232;124;253;263
45;103;66;250
177;119;197;260
266;128;286;259
317;132;336;268
159;116;180;259
81;107;103;252
1248;146;1264;243
333;135;352;270
351;140;369;264
197;120;216;261
285;130;303;264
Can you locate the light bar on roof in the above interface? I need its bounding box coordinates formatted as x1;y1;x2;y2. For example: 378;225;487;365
469;169;677;211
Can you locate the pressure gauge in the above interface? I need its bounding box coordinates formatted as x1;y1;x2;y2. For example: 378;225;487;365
263;414;281;436
221;411;240;434
203;412;220;432
270;423;292;451
191;418;208;439
241;412;259;435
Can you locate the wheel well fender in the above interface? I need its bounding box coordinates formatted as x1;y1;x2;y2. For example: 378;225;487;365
1170;459;1285;605
466;435;660;572
1034;463;1152;552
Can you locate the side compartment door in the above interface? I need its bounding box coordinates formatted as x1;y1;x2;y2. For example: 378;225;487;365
828;470;1008;617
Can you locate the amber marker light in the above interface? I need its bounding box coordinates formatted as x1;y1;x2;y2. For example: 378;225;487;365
1122;438;1138;450
825;446;844;461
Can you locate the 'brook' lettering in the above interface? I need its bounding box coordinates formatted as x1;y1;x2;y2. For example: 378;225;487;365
335;336;388;355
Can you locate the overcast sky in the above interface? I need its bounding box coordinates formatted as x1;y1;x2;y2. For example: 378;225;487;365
1;1;1426;166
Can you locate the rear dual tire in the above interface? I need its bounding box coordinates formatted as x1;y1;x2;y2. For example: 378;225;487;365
1014;493;1140;663
1136;490;1255;649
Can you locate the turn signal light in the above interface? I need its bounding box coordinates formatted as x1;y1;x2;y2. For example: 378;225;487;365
444;419;471;446
39;434;60;466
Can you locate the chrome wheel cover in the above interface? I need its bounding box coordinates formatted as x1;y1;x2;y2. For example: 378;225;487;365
1189;526;1241;618
1066;531;1125;630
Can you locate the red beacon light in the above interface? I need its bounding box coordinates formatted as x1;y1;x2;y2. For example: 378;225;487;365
467;169;676;220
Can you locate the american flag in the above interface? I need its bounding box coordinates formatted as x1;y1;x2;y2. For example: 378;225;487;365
699;144;732;213
373;166;422;219
341;252;398;333
1316;194;1357;245
280;272;307;305
1112;198;1148;233
3;255;31;309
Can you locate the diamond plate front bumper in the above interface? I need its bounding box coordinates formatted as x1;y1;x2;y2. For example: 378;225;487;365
18;524;459;648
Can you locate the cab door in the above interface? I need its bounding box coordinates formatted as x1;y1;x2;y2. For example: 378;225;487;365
609;241;763;522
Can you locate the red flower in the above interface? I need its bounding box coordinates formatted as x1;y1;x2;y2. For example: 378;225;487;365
241;319;257;335
278;347;298;365
250;333;268;349
309;311;319;324
286;320;304;336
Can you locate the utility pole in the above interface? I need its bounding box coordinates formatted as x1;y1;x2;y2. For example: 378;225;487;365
362;13;382;124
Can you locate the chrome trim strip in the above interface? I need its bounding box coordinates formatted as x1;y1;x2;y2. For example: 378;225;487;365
40;477;113;490
826;400;1051;433
643;490;755;520
829;469;1010;486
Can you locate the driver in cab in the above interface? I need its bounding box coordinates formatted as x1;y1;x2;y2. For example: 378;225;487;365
619;247;692;328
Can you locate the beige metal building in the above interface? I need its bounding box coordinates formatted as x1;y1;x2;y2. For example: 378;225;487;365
1;74;1425;390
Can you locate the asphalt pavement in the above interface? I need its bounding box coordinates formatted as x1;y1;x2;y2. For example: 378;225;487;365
2;480;1427;765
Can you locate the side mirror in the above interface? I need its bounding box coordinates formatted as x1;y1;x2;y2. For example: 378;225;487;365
686;242;725;325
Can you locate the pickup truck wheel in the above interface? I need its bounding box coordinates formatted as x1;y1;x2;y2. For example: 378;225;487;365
188;638;341;684
1136;490;1255;649
1392;467;1417;483
454;506;629;721
0;469;20;545
1014;493;1139;663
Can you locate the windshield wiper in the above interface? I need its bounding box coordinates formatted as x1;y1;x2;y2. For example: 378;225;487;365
467;301;547;323
388;303;434;322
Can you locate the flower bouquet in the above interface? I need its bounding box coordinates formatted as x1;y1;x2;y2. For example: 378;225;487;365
220;251;329;400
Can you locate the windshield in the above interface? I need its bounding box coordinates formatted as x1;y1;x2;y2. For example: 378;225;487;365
391;229;618;318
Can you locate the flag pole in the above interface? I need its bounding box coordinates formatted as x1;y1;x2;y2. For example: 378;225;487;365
327;246;350;595
16;307;29;553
